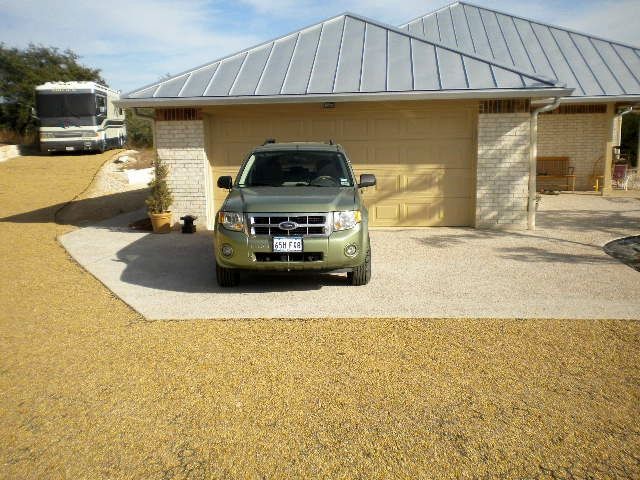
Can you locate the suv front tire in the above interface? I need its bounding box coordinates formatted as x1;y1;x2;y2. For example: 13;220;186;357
348;247;371;286
216;263;239;287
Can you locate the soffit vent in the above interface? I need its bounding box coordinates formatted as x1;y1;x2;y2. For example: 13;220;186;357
156;108;203;121
479;99;530;114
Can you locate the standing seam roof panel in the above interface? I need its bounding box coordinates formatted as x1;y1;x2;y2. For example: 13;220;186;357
591;40;640;93
180;63;219;97
479;10;514;66
436;10;456;47
570;34;624;95
550;28;603;95
229;43;273;96
387;31;413;91
307;17;345;93
463;57;496;89
530;23;584;95
359;23;387;92
437;47;468;89
495;13;534;71
462;5;493;58
423;15;441;43
449;4;474;52
334;17;366;93
399;2;640;98
255;34;298;95
205;53;247;96
411;40;441;90
155;75;189;97
281;25;323;94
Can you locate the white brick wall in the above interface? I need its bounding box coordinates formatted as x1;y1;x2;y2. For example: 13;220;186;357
538;113;608;190
155;120;210;228
476;113;531;230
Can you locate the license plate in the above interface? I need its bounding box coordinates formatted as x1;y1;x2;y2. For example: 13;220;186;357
65;146;75;151
273;237;303;253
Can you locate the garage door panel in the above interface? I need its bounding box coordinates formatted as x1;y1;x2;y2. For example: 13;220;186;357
372;204;401;225
405;198;471;226
206;102;475;227
406;170;473;196
342;118;369;138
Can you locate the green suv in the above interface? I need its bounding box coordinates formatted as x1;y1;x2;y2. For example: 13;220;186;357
214;141;376;287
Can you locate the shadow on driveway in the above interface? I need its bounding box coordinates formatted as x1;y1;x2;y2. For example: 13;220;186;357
113;229;347;294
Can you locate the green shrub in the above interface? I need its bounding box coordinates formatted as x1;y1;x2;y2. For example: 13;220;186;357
125;109;153;148
146;156;173;214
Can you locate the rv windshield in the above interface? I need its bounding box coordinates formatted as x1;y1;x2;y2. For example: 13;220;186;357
36;93;96;118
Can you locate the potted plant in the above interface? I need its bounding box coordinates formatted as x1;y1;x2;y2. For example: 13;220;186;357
146;156;173;233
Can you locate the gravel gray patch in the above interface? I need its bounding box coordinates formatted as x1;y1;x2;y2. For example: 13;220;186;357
59;194;640;320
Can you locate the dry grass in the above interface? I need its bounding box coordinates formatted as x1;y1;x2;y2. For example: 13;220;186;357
0;153;639;479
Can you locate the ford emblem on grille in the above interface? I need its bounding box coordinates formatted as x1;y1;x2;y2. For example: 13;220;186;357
279;221;297;231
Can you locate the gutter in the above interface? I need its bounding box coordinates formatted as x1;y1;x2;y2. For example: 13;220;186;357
114;87;573;109
528;97;562;230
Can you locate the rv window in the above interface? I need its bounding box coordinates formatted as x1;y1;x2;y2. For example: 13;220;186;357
95;95;106;115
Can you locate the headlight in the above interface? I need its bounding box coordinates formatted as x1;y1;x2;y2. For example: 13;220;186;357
218;211;244;232
82;131;100;138
333;210;361;231
40;132;54;139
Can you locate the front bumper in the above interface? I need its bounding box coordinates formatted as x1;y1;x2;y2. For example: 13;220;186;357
214;223;368;271
40;139;102;152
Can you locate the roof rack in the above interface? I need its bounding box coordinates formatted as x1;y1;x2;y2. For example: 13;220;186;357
263;138;276;145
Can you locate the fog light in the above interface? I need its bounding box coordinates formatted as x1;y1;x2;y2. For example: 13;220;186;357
344;244;358;257
221;244;234;257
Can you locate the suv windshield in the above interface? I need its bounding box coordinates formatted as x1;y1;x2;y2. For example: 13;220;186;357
237;151;354;187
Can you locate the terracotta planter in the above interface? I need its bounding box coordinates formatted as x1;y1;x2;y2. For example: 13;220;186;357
149;212;172;233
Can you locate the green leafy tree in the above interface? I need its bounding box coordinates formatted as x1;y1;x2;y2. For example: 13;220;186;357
124;108;153;148
0;43;104;136
146;156;173;214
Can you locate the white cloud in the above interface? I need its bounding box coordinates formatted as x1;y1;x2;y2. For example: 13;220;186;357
0;0;262;92
0;0;637;93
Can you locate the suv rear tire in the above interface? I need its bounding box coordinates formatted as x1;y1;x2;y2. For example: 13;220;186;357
348;248;371;286
216;264;239;287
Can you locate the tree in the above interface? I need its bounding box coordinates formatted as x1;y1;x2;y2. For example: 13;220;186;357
0;44;104;135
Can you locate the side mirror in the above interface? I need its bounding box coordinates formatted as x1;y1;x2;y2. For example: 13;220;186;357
30;107;39;120
358;174;376;188
217;175;233;190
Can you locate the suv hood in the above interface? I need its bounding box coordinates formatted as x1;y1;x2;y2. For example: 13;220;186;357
222;187;357;213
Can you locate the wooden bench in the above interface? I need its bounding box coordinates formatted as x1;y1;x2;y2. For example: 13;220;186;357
536;156;575;191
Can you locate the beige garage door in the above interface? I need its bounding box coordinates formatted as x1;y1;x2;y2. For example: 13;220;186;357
205;101;476;227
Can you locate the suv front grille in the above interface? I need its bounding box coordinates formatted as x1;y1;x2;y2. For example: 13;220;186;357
249;213;330;236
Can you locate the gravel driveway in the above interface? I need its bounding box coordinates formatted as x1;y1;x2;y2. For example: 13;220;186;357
60;193;640;320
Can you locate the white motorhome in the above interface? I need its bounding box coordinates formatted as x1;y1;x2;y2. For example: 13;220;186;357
35;81;126;153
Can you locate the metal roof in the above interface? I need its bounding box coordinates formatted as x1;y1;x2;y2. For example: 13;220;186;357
400;1;640;100
120;12;568;106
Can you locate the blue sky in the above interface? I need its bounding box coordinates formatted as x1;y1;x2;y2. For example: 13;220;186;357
1;0;638;93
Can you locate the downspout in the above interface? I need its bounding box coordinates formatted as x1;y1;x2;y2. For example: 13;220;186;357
528;97;561;230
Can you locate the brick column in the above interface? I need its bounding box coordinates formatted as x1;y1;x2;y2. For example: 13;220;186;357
476;112;531;230
155;120;210;228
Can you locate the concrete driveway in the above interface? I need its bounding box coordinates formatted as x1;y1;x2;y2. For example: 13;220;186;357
59;193;640;320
